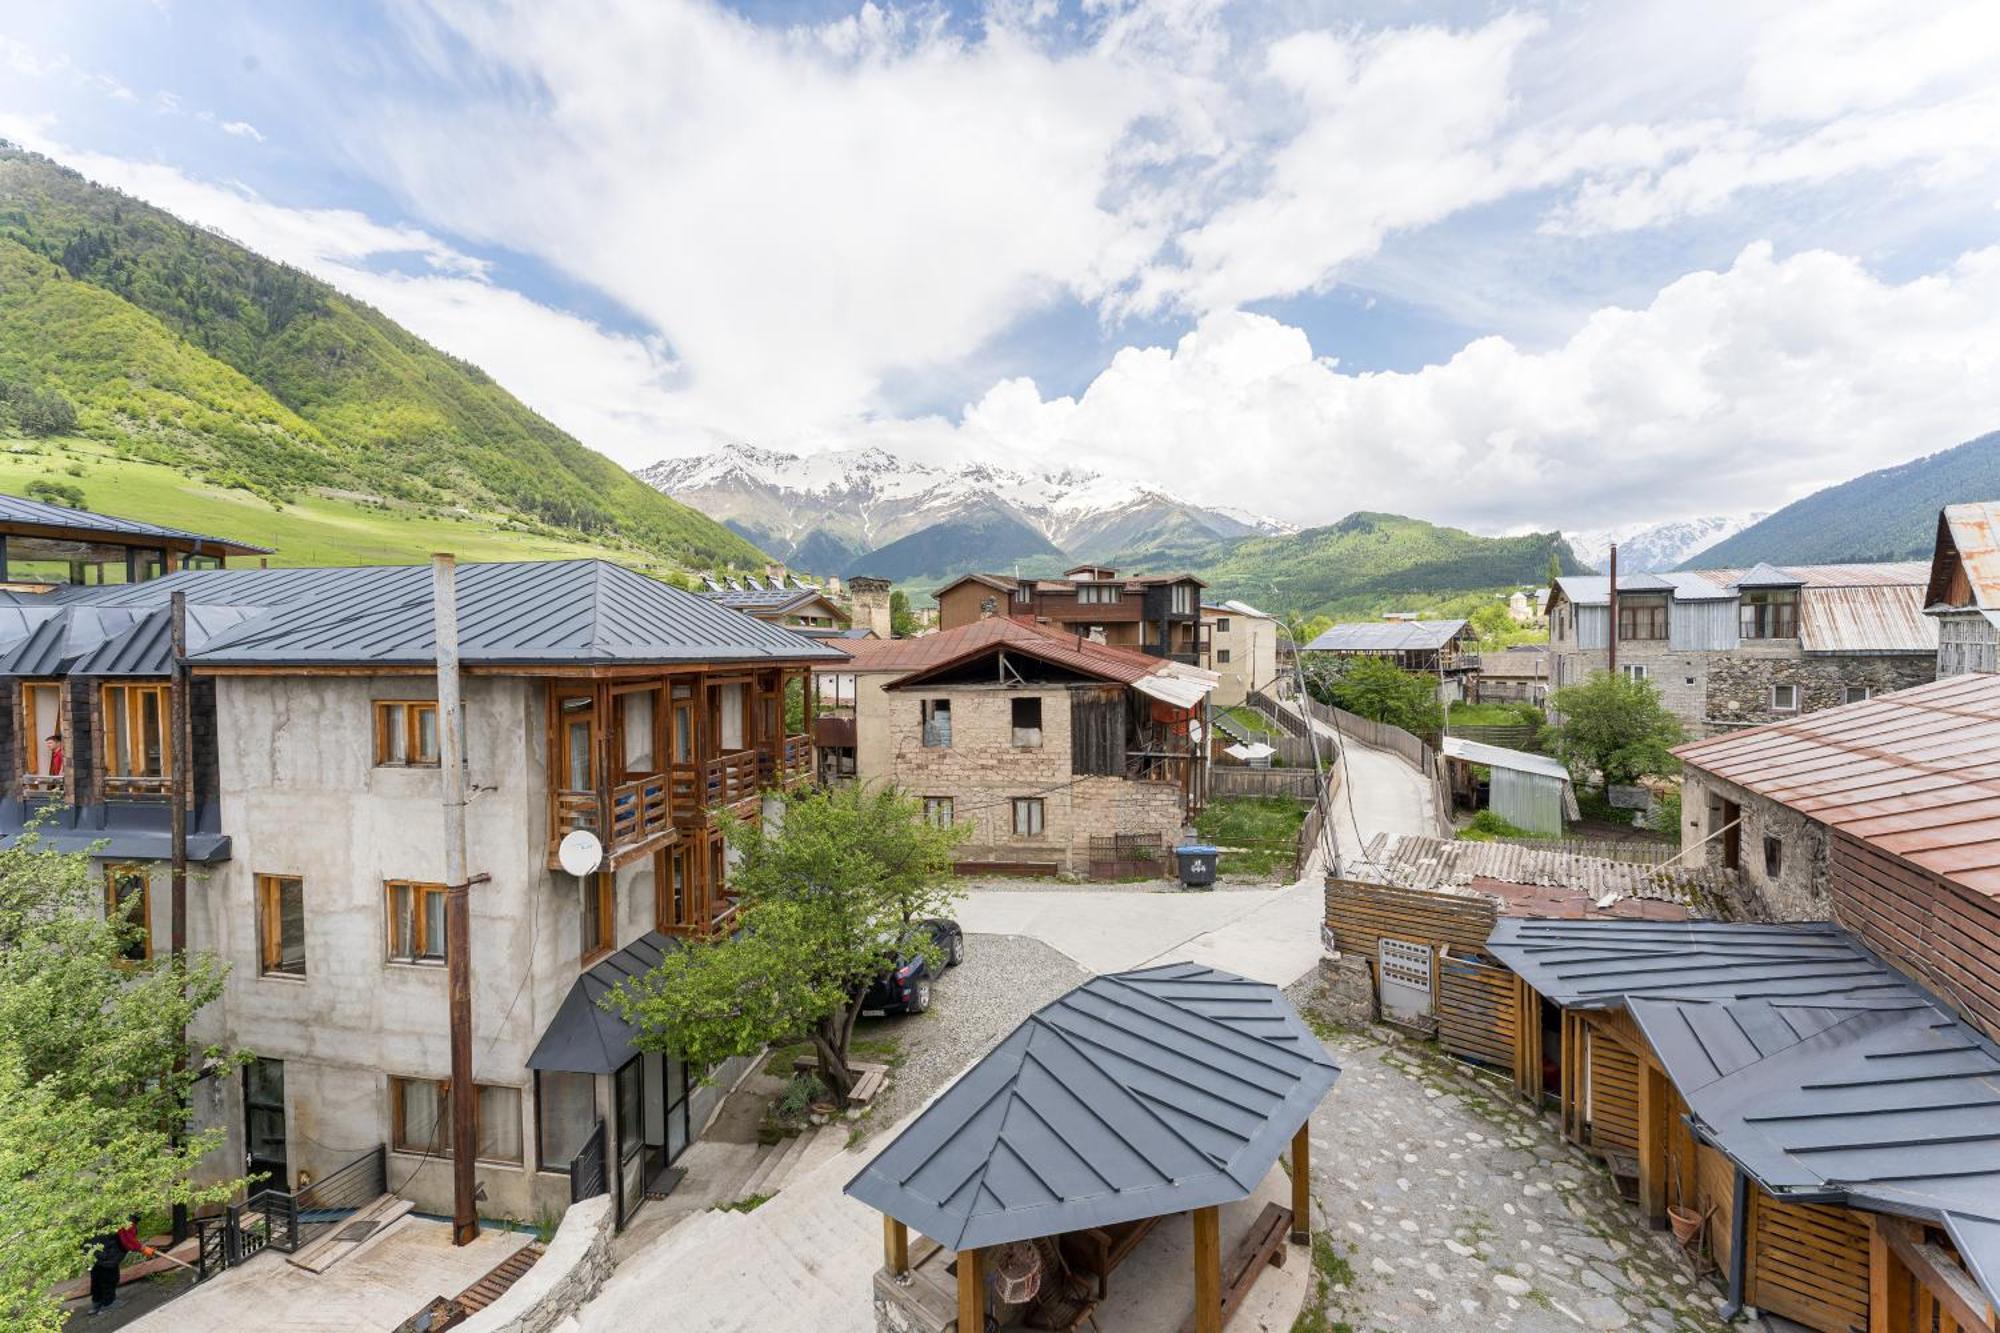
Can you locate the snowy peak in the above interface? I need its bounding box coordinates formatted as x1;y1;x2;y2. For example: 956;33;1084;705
1564;513;1769;573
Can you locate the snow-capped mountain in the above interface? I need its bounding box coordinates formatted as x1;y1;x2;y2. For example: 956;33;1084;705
1564;513;1769;574
637;444;1293;577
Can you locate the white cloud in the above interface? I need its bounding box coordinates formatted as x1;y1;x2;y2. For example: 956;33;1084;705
948;243;2000;532
219;120;264;142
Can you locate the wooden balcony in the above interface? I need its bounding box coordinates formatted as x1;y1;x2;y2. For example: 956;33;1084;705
672;749;762;824
761;734;812;790
548;774;678;870
103;774;172;801
20;773;62;800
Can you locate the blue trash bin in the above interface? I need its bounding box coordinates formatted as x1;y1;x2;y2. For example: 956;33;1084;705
1175;844;1219;889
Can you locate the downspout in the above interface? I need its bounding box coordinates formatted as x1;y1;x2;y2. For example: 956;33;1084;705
1721;1165;1749;1318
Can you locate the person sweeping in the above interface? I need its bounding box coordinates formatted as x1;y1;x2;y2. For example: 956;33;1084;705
86;1214;153;1317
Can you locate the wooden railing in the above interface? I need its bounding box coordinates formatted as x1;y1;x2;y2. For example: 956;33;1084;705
610;776;671;845
761;734;811;788
705;750;761;809
102;774;171;800
19;773;62;799
1127;751;1192;786
553;788;599;835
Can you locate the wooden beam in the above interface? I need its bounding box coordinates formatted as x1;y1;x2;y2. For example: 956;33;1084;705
1637;1063;1669;1229
883;1216;909;1276
1290;1124;1312;1245
1870;1216;1911;1333
1193;1205;1222;1333
1880;1217;1993;1333
956;1246;984;1333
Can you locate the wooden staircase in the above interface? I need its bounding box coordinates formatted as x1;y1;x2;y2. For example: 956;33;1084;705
455;1241;546;1315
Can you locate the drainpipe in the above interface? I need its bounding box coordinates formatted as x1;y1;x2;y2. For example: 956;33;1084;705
1720;1166;1749;1318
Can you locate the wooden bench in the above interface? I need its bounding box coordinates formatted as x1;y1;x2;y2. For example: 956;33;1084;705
1061;1214;1164;1299
1177;1202;1291;1333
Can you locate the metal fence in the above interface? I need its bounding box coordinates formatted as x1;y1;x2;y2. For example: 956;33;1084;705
295;1144;387;1242
1087;832;1170;880
570;1120;609;1204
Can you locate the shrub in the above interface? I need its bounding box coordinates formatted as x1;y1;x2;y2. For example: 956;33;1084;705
1458;810;1543;842
14;389;78;437
22;479;86;510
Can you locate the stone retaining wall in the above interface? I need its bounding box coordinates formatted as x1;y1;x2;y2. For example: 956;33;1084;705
455;1195;614;1333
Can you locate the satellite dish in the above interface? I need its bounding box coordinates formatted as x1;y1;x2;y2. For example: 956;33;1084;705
558;829;604;877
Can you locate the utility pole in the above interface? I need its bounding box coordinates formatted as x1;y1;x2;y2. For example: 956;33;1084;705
433;554;478;1247
169;591;190;1245
1606;543;1619;677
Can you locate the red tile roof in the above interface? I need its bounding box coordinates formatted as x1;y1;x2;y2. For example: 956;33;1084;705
1674;673;2000;897
826;616;1166;686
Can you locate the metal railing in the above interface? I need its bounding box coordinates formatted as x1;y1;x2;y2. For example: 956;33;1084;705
570;1120;608;1204
190;1145;383;1283
295;1144;387;1239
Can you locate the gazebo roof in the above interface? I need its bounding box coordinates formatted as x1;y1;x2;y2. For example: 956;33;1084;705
843;963;1339;1250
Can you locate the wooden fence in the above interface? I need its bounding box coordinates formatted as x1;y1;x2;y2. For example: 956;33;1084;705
1447;723;1540;751
1323;877;1498;959
1251;687;1454;839
1210;766;1319;800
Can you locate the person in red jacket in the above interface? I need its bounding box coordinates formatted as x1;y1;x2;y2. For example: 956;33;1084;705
86;1215;153;1316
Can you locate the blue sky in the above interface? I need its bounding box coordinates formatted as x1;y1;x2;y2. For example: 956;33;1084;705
4;1;2000;533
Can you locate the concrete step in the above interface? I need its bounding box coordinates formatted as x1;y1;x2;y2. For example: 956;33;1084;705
287;1195;414;1274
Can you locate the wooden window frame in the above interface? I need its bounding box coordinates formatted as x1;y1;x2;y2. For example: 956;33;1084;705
389;1076;523;1165
256;873;306;979
101;681;172;783
20;680;64;787
384;879;448;965
923;796;954;828
1739;589;1799;640
1616;600;1669;642
373;700;440;767
1012;797;1046;837
581;870;615;963
104;863;151;962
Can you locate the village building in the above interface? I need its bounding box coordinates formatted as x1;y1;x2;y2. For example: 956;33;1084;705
1301;618;1472;674
1473;643;1549;706
1200;599;1279;706
0;512;842;1234
1925;501;2000;677
0;490;269;588
1439;736;1577;835
1545;562;1936;736
811;617;1215;877
701;570;862;639
930;565;1208;666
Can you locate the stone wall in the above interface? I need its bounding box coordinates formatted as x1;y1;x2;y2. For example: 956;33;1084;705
1681;768;1830;921
1702;652;1933;731
455;1195;615;1333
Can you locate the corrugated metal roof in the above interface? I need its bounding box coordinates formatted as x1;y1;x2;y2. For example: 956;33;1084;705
1303;619;1468;652
843;963;1339;1249
1553;572;1734;606
1928;502;2000;614
1705;562;1933;588
1442;736;1572;783
0;492;270;554
1797;582;1936;654
1673;673;2000;897
1361;833;1727;906
1727;562;1806;588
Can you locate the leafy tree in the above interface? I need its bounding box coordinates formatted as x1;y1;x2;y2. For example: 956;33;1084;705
888;589;918;638
14;389;77;437
0;835;241;1330
608;786;965;1104
1546;550;1564;586
23;478;86;511
1545;671;1685;787
1303;655;1443;737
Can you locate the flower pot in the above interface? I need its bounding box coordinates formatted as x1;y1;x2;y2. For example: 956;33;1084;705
1668;1205;1705;1245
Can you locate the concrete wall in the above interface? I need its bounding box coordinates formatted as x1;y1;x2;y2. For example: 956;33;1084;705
1681;767;1830;921
456;1195;614;1333
1205;612;1277;707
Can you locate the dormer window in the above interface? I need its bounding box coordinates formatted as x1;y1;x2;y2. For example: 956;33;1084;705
1739;589;1798;639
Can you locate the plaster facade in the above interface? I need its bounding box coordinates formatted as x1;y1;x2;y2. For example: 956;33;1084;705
1204;609;1278;707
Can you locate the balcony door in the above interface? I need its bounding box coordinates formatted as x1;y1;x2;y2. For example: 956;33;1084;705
712;682;746;754
558;693;596;793
244;1057;288;1190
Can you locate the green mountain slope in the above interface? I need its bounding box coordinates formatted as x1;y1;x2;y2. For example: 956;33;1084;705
1683;430;2000;569
1192;511;1583;618
0;145;762;570
853;509;1064;582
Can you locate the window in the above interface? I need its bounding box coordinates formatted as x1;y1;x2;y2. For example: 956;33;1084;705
257;874;306;978
921;699;952;747
1217;648;1232;665
1012;797;1045;837
1763;835;1784;879
1844;686;1871;704
923;797;954;828
536;1071;597;1174
1620;664;1649;682
102;683;170;785
581;871;614;962
105;865;150;963
1215;617;1231;632
374;700;439;766
1013;584;1032;604
22;681;63;782
1077;584;1121;605
557;693;596;793
616;687;657;774
1770;683;1799;712
390;1077;523;1164
385;880;448;963
1739;589;1799;640
1011;696;1043;747
1616;599;1668;640
1171;583;1195;614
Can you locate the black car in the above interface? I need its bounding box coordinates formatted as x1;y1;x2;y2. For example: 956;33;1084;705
862;917;964;1015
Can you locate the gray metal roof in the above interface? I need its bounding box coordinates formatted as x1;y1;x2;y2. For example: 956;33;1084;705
1303;619;1468;653
1441;736;1572;783
1485;919;1918;1009
0;560;843;676
0;491;270;553
0;798;230;862
1552;572;1733;606
1728;562;1806;589
527;931;677;1076
843;963;1339;1249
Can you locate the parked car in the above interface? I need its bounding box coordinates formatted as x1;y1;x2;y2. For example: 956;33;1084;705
862;917;964;1015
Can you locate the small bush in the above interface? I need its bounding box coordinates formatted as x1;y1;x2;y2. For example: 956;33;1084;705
1457;810;1545;842
23;478;87;510
1650;787;1683;838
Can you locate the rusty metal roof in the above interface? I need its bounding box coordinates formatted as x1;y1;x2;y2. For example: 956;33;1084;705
1926;502;2000;615
1704;561;1933;588
1796;582;1936;654
1675;673;2000;897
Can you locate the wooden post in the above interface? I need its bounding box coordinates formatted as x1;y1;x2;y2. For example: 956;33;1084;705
1192;1206;1222;1333
883;1215;909;1276
1290;1123;1312;1245
168;591;190;1245
956;1246;984;1332
1870;1217;1909;1333
433;554;479;1248
1638;1063;1669;1229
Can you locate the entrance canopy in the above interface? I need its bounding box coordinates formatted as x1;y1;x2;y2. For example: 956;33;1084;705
844;962;1339;1251
528;931;674;1075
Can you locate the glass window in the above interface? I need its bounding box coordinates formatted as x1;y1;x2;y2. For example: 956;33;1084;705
717;683;746;752
386;880;448;963
1011;697;1042;747
536;1071;597;1173
103;683;171;782
1012;798;1045;836
1171;583;1195;614
476;1085;524;1164
257;874;306;977
1739;589;1799;639
1620;664;1649;682
23;682;63;779
1217;648;1232;664
559;695;595;791
1216;618;1231;632
390;1078;522;1163
923;797;954;828
1616;600;1668;640
374;701;439;766
1844;686;1871;704
1771;684;1799;712
581;872;614;961
619;689;657;773
104;865;150;963
921;699;952;748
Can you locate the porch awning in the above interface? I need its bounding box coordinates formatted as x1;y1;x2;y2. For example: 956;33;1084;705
844;962;1339;1250
527;931;675;1075
1133;670;1212;710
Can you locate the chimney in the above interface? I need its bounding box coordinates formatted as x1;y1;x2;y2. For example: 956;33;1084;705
848;575;893;639
764;562;787;584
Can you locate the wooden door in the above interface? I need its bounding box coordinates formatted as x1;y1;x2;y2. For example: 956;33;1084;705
1437;953;1517;1069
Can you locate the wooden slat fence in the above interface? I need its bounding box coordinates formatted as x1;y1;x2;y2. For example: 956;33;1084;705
1748;1194;1871;1333
1209;767;1318;800
1447;723;1540;750
1437;953;1517;1069
1584;1027;1642;1155
1324;878;1498;959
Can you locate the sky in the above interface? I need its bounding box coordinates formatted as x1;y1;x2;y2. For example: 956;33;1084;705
3;0;1999;535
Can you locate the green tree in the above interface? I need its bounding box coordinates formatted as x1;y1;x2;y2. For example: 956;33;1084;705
607;786;965;1103
14;388;77;437
1546;550;1564;585
1545;671;1685;787
23;478;86;511
0;836;241;1330
1303;655;1443;736
888;589;918;638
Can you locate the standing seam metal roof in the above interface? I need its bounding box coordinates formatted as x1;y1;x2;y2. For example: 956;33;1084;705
1302;619;1468;653
0;491;270;553
843;963;1339;1250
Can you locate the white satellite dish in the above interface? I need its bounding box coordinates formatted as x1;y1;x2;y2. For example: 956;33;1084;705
558;829;604;877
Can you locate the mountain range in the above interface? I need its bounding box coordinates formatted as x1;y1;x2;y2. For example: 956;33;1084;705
1564;512;1768;574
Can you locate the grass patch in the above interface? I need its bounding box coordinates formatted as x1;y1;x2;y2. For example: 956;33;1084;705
1221;705;1284;738
715;1193;773;1213
1456;809;1551;842
1194;795;1307;877
1448;700;1541;727
1291;1233;1359;1333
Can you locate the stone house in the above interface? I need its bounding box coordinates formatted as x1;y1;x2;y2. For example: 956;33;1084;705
813;618;1215;876
701;571;857;637
1545;562;1936;737
1925;501;2000;677
0;542;840;1233
1200;599;1279;706
1473;644;1548;706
